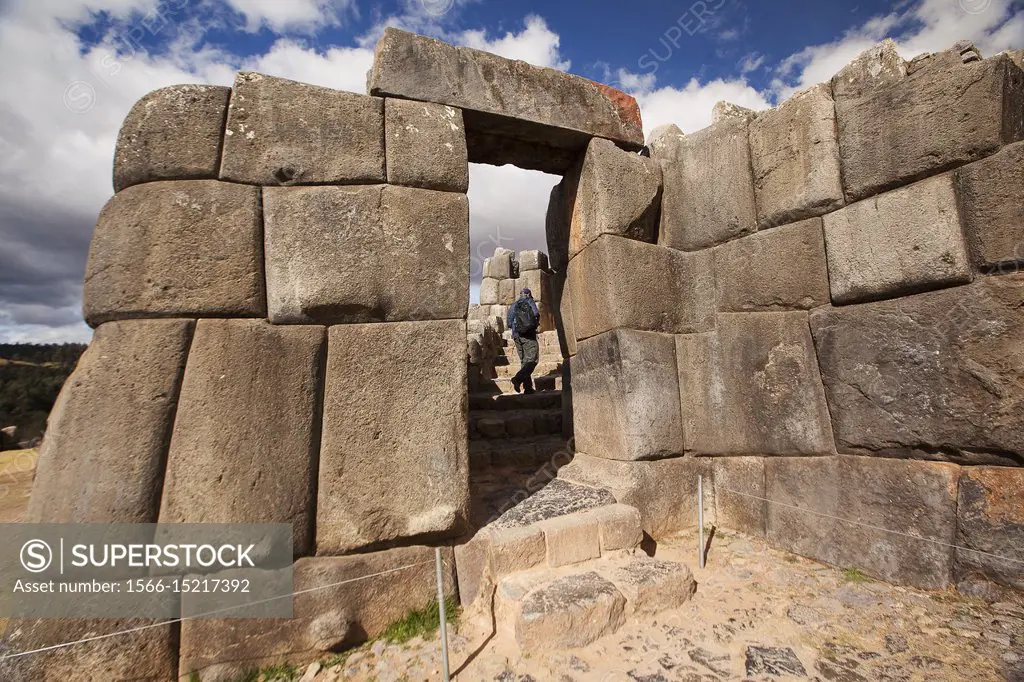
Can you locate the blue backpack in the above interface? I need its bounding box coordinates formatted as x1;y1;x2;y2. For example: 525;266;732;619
511;298;539;334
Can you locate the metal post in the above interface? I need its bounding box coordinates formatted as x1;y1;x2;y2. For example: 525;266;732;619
697;475;705;569
435;547;451;681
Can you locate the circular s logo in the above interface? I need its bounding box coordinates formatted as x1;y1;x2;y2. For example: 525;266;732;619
959;0;991;14
63;81;96;114
21;539;52;573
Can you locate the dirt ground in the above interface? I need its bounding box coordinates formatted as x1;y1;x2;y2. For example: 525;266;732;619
311;529;1023;682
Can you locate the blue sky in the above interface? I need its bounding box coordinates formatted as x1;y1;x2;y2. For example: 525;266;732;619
0;0;1022;342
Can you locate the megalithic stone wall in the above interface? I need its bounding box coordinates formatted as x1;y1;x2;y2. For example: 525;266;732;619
11;70;469;680
560;39;1024;597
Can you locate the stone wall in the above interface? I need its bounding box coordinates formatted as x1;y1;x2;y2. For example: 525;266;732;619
560;39;1024;596
12;71;472;680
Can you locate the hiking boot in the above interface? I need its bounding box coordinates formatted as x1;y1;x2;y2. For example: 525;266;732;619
511;377;522;393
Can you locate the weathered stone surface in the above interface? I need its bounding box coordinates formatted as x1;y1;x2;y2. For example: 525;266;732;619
567;235;714;341
180;546;454;680
519;250;548;271
714;217;830;311
712;100;757;123
837;54;1024;201
480;277;499;305
745;646;807;677
823;173;972;304
592;504;643;551
318;321;468;554
809;275;1024;464
498;277;519;306
676;313;835;456
83;180;264;326
831;40;907;100
712;456;767;538
264;184;468;323
489;525;547;576
559;454;710;539
539;511;601;568
569;138;662;259
220;72;384;185
749;83;844;228
369;28;644;174
646;123;686;161
490;478;615;530
602;556;695;616
384;98;468;192
454;532;491;607
27;320;193;524
515;572;627;651
113;84;229;192
955;466;1024;591
159;319;324;556
556;272;578;356
573;329;683;461
658;116;758;250
546;166;578;273
0;618;177;681
483;248;515;279
955;141;1024;270
766;456;959;589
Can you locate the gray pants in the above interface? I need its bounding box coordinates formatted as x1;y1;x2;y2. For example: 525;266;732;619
513;334;539;391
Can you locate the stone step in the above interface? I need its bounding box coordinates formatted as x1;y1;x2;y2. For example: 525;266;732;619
455;481;637;607
492;361;562;379
495;552;696;652
469;391;563;411
468;434;570;469
477;374;562;395
493;353;563;367
469;409;562;440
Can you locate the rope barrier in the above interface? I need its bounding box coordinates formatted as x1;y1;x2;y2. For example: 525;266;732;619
0;560;434;661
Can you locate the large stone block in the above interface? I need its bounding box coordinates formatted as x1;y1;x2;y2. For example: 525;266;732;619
567;235;714;341
749;83;844;228
837;54;1024;201
482;247;514;279
113;84;230;192
955;141;1024;270
831;40;907;100
519;250;548;271
712;456;766;538
0;618;178;681
498;277;519;306
677;313;835;456
368;28;643;173
569;138;662;259
318;321;468;554
555;272;577;357
385;98;468;192
714;217;830;311
83;180;264;326
658;116;758;250
159;320;324;556
955;466;1024;591
180;546;454;680
264;184;468;324
558;454;710;539
479;277;499;305
766;456;959;589
27;320;193;523
572;329;683;461
809;275;1024;464
823;173;972;304
220;72;385;186
545;173;576;273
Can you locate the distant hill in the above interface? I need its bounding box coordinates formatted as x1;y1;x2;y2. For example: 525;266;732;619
0;343;87;444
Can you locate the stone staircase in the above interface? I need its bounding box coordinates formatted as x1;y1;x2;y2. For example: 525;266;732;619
456;479;697;653
483;330;565;395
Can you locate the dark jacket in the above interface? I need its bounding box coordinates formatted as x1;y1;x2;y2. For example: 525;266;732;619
507;296;540;337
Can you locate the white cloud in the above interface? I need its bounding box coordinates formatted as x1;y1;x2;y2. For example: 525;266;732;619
739;52;765;73
223;0;356;33
458;15;570;70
